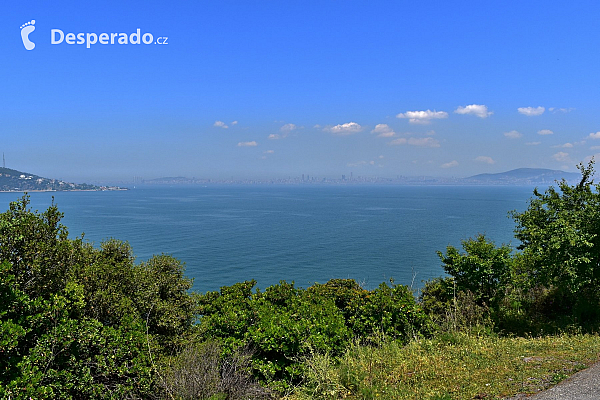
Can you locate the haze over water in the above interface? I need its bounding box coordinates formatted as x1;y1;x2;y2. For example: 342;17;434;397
1;185;534;293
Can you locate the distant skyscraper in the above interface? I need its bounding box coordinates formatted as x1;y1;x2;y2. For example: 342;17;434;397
2;153;5;169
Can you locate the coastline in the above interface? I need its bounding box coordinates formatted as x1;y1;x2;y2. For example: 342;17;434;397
0;188;129;193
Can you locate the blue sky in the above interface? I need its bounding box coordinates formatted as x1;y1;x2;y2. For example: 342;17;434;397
3;1;600;182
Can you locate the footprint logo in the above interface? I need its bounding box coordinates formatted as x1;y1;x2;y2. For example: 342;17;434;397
20;20;36;50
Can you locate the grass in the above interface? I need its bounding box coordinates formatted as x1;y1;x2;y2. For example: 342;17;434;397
289;332;600;400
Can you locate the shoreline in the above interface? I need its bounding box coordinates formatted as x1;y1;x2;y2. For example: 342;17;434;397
0;188;129;193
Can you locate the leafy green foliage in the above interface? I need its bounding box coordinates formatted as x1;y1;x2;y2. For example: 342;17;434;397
72;238;197;349
0;196;198;398
0;266;155;399
424;161;600;332
198;279;432;391
419;277;455;318
135;254;198;346
352;281;434;342
198;281;350;389
512;161;600;316
0;196;84;298
437;234;512;308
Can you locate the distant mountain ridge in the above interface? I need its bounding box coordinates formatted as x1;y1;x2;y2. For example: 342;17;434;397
0;167;124;192
466;168;581;185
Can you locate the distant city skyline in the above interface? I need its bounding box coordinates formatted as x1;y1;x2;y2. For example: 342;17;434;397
4;1;600;182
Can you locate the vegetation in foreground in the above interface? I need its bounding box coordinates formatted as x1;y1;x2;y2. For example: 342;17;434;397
2;161;600;399
293;332;600;400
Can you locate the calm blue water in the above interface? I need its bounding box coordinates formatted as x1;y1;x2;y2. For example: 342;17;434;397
0;185;535;293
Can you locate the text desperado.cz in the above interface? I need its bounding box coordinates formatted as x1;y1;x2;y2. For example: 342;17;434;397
51;29;168;48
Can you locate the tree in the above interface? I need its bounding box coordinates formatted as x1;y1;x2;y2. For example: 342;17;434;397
0;264;155;399
511;160;600;314
437;234;513;307
0;195;85;298
0;196;199;397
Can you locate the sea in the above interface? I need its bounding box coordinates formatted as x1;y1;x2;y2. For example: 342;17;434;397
0;185;537;294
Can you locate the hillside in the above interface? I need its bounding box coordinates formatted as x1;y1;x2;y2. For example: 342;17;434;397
0;167;124;192
465;168;581;185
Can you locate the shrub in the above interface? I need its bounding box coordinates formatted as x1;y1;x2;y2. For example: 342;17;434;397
198;279;433;391
437;234;512;309
511;160;600;316
160;341;273;400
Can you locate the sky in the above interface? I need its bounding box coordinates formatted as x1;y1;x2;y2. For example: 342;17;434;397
3;1;600;183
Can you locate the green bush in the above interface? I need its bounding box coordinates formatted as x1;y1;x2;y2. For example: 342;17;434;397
0;267;155;399
512;161;600;318
437;234;512;309
198;279;432;391
0;196;199;398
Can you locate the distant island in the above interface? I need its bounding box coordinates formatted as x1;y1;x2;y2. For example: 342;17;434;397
464;168;582;185
137;168;582;186
0;167;127;192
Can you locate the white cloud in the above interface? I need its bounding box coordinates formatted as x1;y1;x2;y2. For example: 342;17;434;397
591;146;600;150
371;124;396;137
379;155;384;159
454;104;493;118
389;137;441;147
280;123;297;132
324;122;363;135
390;138;407;145
475;156;495;164
549;107;575;113
347;160;376;167
264;150;274;154
518;106;545;116
552;152;570;162
552;141;580;149
214;120;228;129
538;129;553;135
504;130;522;139
396;110;448;124
268;124;295;140
347;161;367;167
237;141;258;147
589;132;600;139
408;137;440;147
526;141;541;146
441;160;459;168
231;121;238;126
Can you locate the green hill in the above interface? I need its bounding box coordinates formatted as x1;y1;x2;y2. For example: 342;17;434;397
465;168;581;184
0;167;123;192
